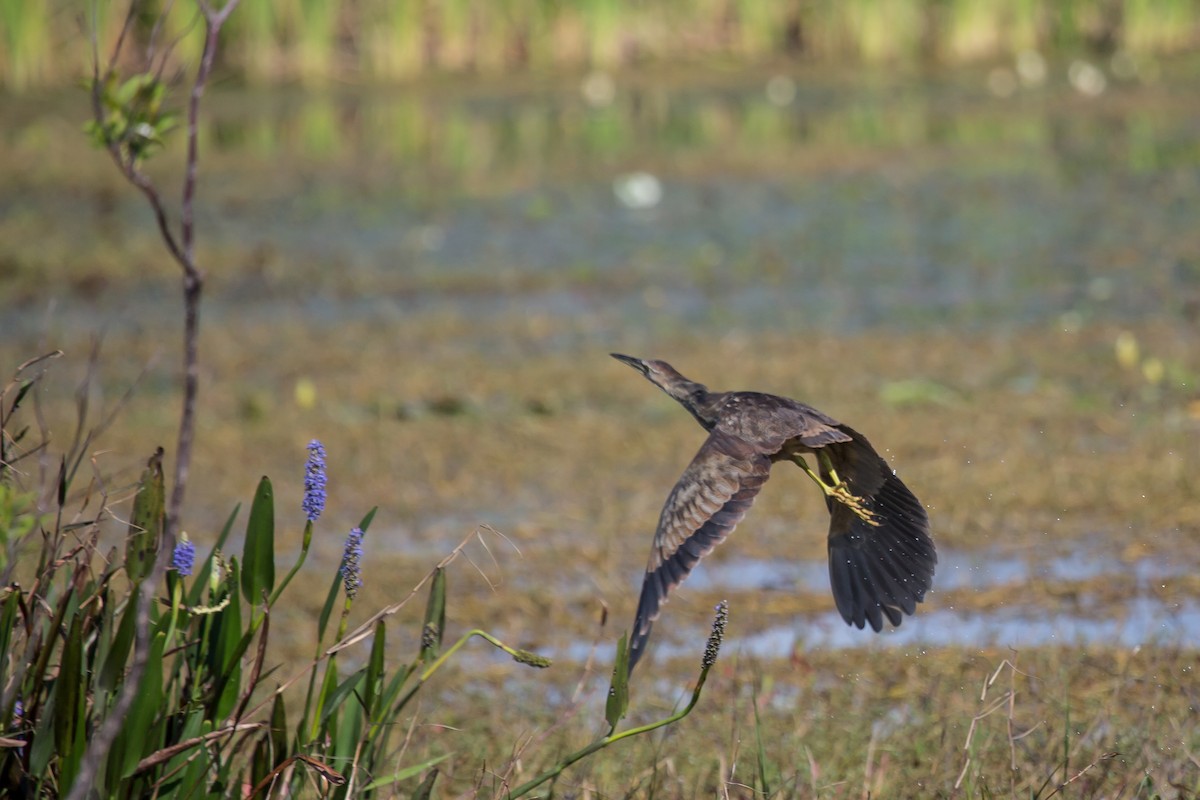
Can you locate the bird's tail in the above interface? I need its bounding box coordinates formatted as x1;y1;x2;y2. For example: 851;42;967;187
626;575;661;675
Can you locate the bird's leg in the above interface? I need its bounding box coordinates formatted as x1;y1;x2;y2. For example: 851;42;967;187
791;452;880;526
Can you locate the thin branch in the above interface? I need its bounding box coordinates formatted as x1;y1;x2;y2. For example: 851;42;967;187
1040;752;1119;799
132;722;265;775
68;2;240;796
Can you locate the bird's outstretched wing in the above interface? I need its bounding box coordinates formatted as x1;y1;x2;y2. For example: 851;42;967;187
819;425;936;632
628;429;772;674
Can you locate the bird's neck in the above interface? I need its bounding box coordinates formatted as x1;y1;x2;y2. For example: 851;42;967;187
669;384;723;430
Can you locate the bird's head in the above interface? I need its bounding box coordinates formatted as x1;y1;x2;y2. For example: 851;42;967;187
611;353;707;406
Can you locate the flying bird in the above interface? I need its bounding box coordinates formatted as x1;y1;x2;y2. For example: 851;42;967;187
612;354;936;674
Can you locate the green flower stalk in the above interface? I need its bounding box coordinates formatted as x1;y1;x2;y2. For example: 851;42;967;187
506;601;729;798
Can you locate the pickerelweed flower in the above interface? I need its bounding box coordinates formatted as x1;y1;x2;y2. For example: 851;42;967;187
172;536;196;577
340;526;364;599
302;439;328;522
702;600;728;670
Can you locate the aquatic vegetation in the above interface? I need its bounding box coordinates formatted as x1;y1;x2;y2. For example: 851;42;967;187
3;0;1200;89
0;5;732;795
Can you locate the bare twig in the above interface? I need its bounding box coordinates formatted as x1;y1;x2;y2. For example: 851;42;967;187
68;2;241;797
328;526;515;655
955;654;1027;793
132;722;265;775
1040;752;1119;799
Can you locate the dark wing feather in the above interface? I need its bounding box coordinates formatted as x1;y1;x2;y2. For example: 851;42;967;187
819;424;936;632
628;429;772;674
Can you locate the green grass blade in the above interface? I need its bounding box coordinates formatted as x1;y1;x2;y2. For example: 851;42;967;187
411;766;439;799
210;559;244;720
120;631;166;778
99;591;138;693
309;658;341;743
752;680;772;798
319;667;366;730
362;753;451;791
605;632;630;731
270;693;289;767
55;613;86;788
316;571;341;643
0;589;19;712
364;619;385;720
30;694;55;774
419;567;446;663
251;735;271;794
125;448;165;583
241;476;275;604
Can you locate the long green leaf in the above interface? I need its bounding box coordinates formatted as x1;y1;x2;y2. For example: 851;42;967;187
55;614;86;788
309;658;341;743
210;559;244;720
30;693;55;774
250;735;271;794
367;657;418;755
163;708;207;779
241;476;275;604
364;620;385;720
99;590;139;692
121;631;166;778
419;568;446;664
319;667;366;729
605;632;630;731
125;448;165;583
0;590;19;713
269;693;289;768
178;720;214;795
411;767;439;800
362;753;451;791
333;695;363;791
358;506;378;533
316;571;341;643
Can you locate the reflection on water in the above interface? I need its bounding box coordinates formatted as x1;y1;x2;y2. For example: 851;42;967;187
731;597;1200;656
558;597;1200;665
554;547;1200;662
684;548;1191;594
3;62;1200;338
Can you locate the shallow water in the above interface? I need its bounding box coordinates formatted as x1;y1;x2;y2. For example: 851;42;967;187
545;546;1200;663
4;58;1200;339
3;59;1199;657
683;547;1190;594
556;596;1200;665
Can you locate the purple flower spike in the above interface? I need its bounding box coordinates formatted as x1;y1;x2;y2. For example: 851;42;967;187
172;537;196;577
302;440;328;522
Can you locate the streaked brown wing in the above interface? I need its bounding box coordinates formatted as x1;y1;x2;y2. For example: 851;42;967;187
628;429;772;673
715;393;853;456
820;425;936;632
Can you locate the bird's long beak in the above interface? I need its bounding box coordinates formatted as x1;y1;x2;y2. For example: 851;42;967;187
611;353;649;375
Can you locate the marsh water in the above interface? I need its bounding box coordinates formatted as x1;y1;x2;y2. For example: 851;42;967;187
3;56;1199;661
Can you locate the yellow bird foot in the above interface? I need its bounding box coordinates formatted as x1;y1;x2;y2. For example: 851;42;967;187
825;481;880;526
793;454;881;527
